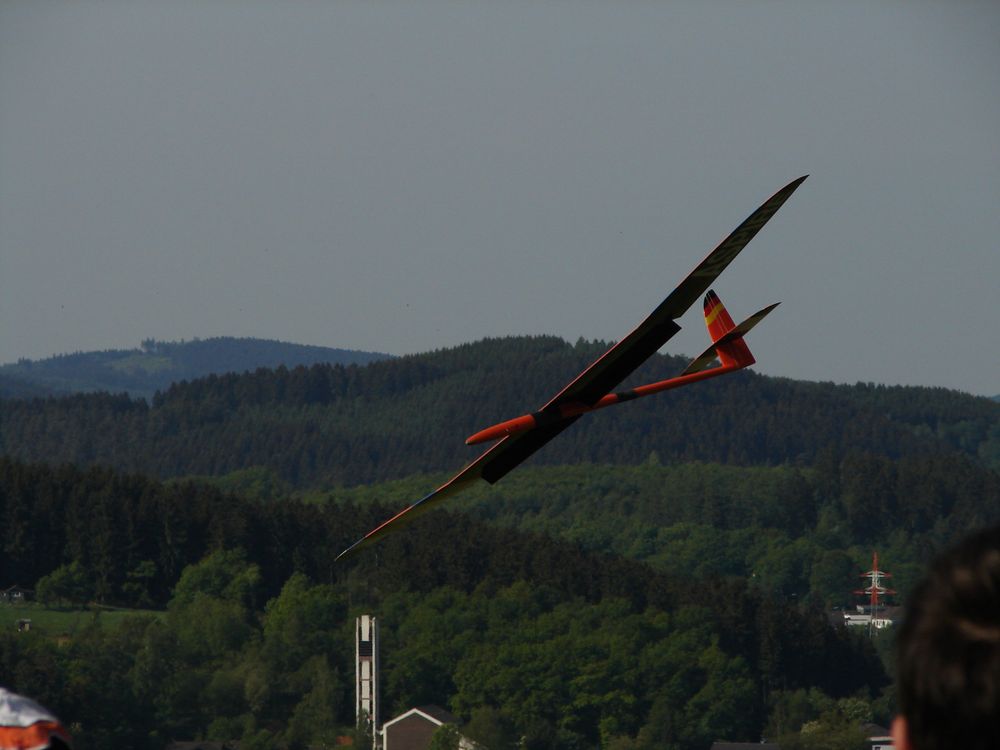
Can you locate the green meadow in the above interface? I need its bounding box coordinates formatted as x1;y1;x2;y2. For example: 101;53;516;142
1;602;163;636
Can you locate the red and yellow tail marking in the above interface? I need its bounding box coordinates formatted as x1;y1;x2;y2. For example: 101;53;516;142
703;291;755;367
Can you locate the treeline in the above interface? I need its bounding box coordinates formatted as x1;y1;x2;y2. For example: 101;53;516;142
0;458;886;749
1;336;997;487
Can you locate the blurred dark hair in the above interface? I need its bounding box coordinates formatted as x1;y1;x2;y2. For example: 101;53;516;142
896;524;1000;750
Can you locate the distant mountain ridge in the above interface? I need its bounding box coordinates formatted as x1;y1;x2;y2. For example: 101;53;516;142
0;336;392;399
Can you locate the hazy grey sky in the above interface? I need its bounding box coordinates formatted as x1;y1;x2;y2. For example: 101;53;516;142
1;1;998;395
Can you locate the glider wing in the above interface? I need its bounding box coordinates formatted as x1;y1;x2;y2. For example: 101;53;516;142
535;175;807;413
334;422;577;560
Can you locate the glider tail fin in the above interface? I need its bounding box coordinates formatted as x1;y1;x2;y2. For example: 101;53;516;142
703;290;755;367
681;293;779;375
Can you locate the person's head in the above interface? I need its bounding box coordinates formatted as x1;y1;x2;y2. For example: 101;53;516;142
892;523;1000;750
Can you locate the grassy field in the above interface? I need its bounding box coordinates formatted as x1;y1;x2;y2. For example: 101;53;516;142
2;602;164;636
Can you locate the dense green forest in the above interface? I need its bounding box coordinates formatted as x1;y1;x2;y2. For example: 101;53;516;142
0;336;390;399
324;457;1000;606
1;336;998;748
1;459;886;749
2;337;998;487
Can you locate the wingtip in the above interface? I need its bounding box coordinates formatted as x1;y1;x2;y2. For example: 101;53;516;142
335;529;379;563
782;175;808;192
751;301;782;320
334;540;361;563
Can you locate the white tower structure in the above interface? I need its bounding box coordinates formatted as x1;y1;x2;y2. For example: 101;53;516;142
355;615;381;749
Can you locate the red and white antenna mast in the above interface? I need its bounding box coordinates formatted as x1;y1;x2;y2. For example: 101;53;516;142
853;551;895;636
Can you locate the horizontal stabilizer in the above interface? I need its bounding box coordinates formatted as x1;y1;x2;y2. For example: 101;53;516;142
681;302;780;375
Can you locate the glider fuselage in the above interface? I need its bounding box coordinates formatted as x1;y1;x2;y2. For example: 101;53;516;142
465;361;743;445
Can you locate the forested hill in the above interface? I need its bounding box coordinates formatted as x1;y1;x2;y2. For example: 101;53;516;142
0;336;391;399
0;335;997;487
0;457;888;748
